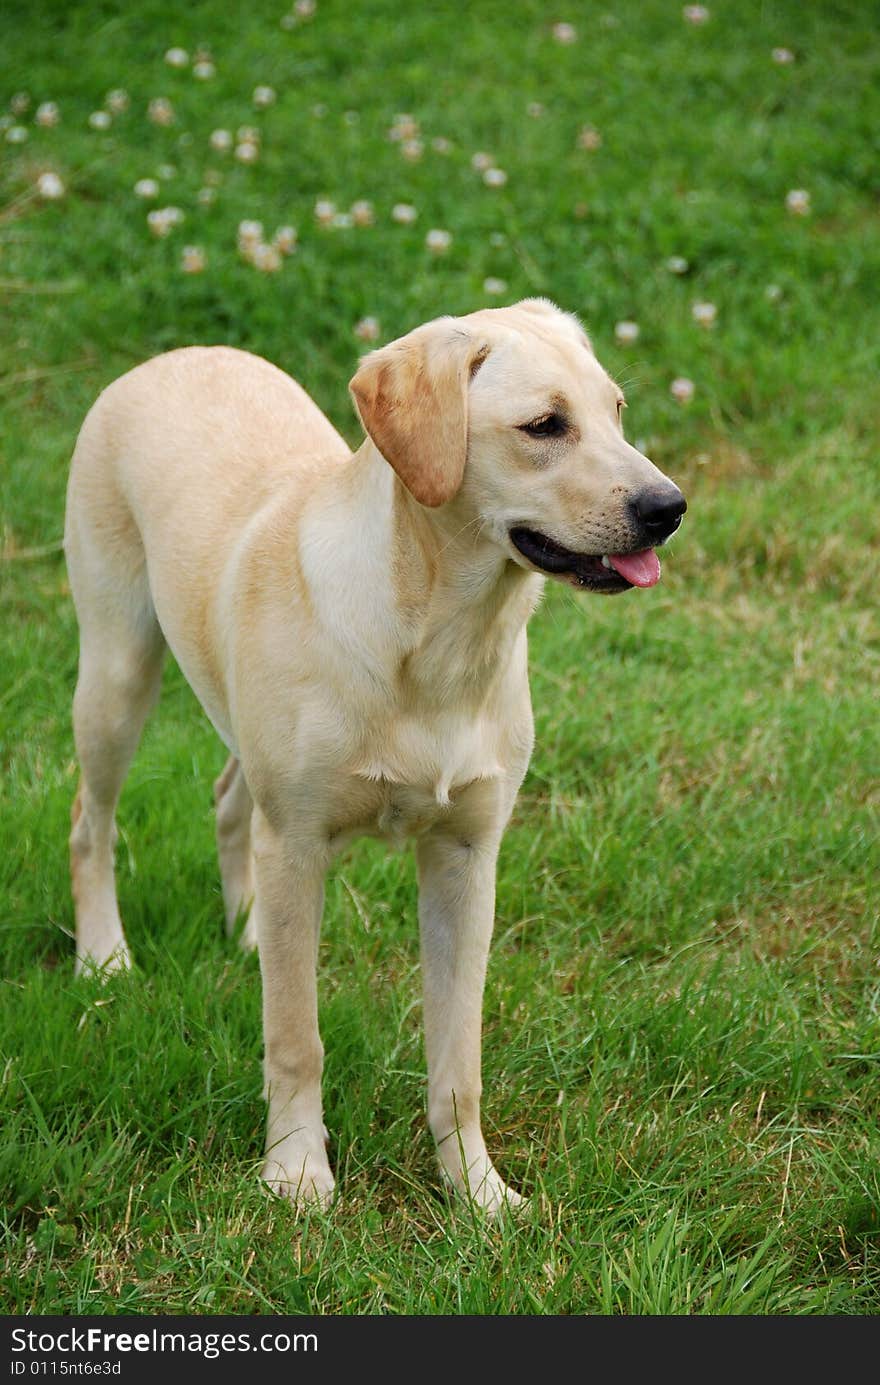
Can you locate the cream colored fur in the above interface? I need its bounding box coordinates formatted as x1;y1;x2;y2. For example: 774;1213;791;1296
64;298;682;1213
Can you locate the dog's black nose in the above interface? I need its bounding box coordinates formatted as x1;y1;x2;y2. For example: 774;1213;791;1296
630;487;687;543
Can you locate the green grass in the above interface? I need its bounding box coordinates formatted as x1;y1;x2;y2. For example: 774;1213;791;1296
1;0;878;1315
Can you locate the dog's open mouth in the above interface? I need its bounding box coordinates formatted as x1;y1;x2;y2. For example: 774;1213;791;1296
509;527;661;593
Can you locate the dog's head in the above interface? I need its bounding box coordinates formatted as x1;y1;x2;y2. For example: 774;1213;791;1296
349;298;685;594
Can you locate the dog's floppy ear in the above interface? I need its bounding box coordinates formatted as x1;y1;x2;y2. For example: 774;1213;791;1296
349;320;489;507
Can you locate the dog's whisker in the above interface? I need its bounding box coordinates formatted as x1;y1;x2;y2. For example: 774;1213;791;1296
433;512;483;560
615;365;647;392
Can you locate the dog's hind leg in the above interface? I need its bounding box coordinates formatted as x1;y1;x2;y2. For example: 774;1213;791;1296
214;754;256;949
66;493;166;975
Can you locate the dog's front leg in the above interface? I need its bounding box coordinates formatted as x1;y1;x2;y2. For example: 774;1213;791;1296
417;828;523;1214
251;807;334;1209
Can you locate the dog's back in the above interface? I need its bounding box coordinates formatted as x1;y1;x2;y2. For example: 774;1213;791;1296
65;347;350;742
67;346;348;570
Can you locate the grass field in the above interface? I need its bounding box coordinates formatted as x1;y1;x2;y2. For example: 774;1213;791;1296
1;0;878;1315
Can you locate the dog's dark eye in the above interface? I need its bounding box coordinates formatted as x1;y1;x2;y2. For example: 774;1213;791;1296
519;413;566;438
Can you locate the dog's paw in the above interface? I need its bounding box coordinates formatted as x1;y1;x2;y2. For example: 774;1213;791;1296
262;1150;335;1211
481;1176;527;1217
468;1172;528;1218
441;1158;527;1218
75;942;133;979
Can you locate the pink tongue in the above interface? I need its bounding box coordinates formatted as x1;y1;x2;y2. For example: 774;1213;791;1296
607;548;661;588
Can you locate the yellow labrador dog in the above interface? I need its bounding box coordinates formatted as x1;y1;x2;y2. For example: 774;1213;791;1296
65;298;685;1212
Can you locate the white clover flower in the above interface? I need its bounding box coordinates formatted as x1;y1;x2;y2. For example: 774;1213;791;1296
670;377;695;403
483;167;507;187
134;178;160;199
431;136;452;153
210;128;233;152
88;111;112;130
11;92;30;115
771;47;795;64
197;186;216;206
147;210;170;237
351;199;374;226
527;101;545;118
389;113;418;141
181;245;206;273
35;101;60;127
765;283;782;301
425;228;452;254
552;21;578;43
253;85;277;108
273;225;298;254
354;316;380;342
0;115;11;131
193;60;216;80
666;255;689;275
785;188;810;215
238;234;263;266
483;277;508;296
147;206;184;237
683;5;710;23
577;125;602;150
295;0;316;15
691;300;717;327
164;47;189;67
252;243;282;272
148;97;175;126
237;125;261;144
391;203;418;225
37;171;65;199
106;89;129;114
471;151;493;171
235;140;260;163
401;138;423;161
237;219;264;247
614;320;640;345
157;163;177;179
314;198;336;224
6;125;28;143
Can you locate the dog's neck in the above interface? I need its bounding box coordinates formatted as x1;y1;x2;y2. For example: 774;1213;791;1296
351;441;544;708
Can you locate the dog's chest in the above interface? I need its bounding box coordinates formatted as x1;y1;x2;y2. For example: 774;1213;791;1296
332;712;504;848
372;781;451;845
324;777;462;853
